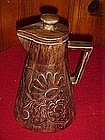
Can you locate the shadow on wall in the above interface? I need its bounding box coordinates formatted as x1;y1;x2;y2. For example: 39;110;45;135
16;5;93;42
69;34;93;42
16;5;68;29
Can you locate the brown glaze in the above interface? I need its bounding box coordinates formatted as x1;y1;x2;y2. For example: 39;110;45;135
14;13;93;133
14;41;75;132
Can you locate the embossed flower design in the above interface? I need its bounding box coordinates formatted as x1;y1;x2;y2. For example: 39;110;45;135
47;99;69;123
28;71;65;100
19;70;70;127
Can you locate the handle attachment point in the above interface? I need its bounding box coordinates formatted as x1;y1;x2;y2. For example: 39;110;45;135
68;41;93;84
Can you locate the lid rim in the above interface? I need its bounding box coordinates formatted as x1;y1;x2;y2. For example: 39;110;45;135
17;31;69;45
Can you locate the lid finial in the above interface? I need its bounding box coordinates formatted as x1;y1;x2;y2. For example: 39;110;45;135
40;13;59;30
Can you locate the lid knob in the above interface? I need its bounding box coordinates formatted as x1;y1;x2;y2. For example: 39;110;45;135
40;13;59;30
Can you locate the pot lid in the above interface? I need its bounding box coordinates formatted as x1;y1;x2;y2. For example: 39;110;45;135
17;13;69;45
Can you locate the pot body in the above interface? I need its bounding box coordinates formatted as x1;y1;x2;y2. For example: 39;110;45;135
14;41;75;132
14;13;93;133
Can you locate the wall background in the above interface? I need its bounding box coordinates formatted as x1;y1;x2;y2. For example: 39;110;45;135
0;0;105;51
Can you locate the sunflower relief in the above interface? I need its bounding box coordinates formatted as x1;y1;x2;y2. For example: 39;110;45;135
16;68;70;129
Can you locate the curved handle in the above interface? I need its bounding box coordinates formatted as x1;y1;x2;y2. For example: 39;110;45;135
68;41;93;84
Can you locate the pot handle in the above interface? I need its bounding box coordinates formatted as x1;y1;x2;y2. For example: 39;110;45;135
68;40;93;84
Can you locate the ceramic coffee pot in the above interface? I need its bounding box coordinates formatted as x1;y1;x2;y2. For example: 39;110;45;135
14;14;93;132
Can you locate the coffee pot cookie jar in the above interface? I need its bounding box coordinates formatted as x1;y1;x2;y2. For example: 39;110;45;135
14;13;93;133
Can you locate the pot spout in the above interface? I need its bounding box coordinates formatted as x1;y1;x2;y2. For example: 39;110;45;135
17;30;32;52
